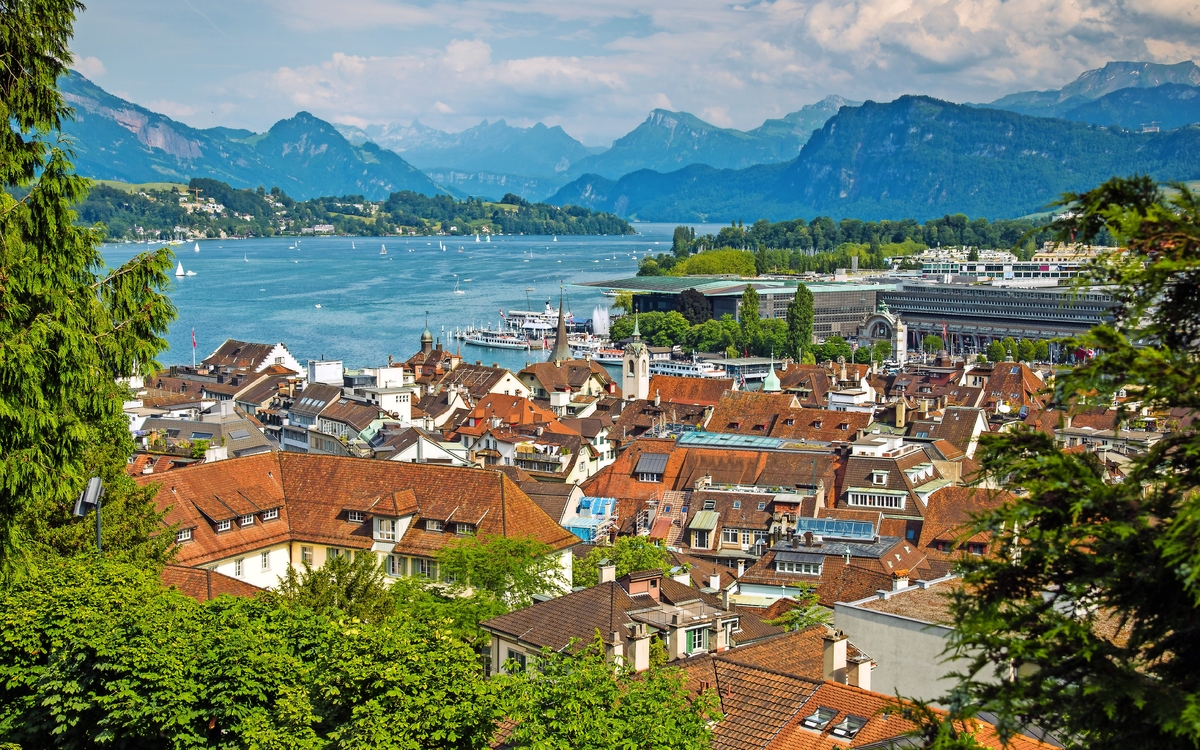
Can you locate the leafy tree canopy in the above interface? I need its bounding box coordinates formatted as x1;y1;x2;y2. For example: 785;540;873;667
573;537;671;588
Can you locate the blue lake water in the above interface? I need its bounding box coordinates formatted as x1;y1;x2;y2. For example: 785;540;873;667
100;223;728;372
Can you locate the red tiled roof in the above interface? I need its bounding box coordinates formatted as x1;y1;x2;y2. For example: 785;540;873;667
648;374;732;407
708;392;871;443
161;564;263;602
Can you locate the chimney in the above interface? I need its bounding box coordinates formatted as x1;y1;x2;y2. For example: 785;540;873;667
598;560;616;584
671;566;691;585
608;630;625;666
707;573;721;591
736;558;745;577
823;630;848;683
892;571;910;591
847;658;873;691
804;531;814;547
654;389;660;407
631;622;651;672
714;617;728;652
721;586;731;610
896;399;906;429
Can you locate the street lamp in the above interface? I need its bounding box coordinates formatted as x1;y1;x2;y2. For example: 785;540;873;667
72;477;105;554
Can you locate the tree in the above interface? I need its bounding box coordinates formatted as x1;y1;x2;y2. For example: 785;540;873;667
967;246;979;262
935;177;1200;749
671;225;695;257
678;288;711;325
986;340;1007;362
1016;339;1036;362
1033;340;1050;362
922;334;945;354
574;537;670;588
873;339;893;363
785;283;814;361
0;0;177;573
764;584;832;631
273;551;396;624
612;291;635;315
738;286;761;355
436;533;563;608
0;557;499;749
1000;336;1018;357
853;346;872;364
814;336;852;363
499;637;717;750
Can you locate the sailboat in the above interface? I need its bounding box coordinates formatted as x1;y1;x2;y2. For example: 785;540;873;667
552;235;557;242
193;242;200;252
475;234;480;243
174;261;185;277
243;254;248;262
352;241;355;249
452;275;464;295
380;244;387;255
486;235;491;243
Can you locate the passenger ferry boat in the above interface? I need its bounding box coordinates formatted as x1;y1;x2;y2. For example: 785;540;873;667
459;326;534;350
570;340;625;364
650;357;727;379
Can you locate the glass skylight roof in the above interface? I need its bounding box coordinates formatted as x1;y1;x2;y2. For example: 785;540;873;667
796;517;876;541
677;432;782;449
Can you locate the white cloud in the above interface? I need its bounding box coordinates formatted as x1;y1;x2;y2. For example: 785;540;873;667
72;54;106;78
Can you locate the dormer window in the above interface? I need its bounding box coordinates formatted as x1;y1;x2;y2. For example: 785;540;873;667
801;707;837;731
376;518;397;541
426;519;444;532
348;510;366;523
215;519;232;532
757;502;767;510
239;514;255;527
732;500;741;509
261;508;279;521
872;471;888;485
812;420;822;429
784;418;795;426
176;528;193;543
455;522;475;535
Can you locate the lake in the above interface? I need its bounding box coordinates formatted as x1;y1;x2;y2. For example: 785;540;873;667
100;223;730;373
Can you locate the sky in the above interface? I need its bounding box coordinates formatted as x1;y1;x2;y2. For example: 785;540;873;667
70;0;1200;146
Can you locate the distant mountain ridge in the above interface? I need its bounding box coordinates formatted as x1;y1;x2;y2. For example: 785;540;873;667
551;95;1200;222
1059;83;1200;131
58;72;444;200
983;60;1200;118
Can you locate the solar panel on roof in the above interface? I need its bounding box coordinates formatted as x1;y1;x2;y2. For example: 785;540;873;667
227;429;251;441
634;453;669;475
796;516;875;541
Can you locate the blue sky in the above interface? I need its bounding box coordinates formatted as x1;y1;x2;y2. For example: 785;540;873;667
70;0;1199;145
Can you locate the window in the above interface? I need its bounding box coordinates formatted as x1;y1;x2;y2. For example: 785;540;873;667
508;650;527;672
776;561;822;575
637;471;663;482
663;505;672;514
722;528;739;544
216;519;232;532
830;715;867;740
234;558;244;577
757;502;767;511
732;500;741;509
416;558;436;578
455;522;474;535
871;471;888;485
190;431;214;440
301;546;313;564
784;418;795;426
376;518;397;540
176;528;193;543
386;555;404;576
847;491;905;510
685;627;709;654
741;530;753;546
801;707;838;731
261;508;279;521
425;519;443;532
692;530;709;548
754;530;769;545
240;514;254;527
348;510;365;523
327;548;342;560
260;551;270;570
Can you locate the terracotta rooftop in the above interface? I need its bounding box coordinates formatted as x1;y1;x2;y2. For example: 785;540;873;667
648;374;733;407
708;391;872;443
161;564;263;602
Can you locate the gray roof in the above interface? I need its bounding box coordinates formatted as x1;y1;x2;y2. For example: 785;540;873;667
288;383;342;419
634;452;669;475
768;536;901;560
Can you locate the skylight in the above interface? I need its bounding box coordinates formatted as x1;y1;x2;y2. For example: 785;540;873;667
830;715;867;739
801;707;837;731
796;517;875;541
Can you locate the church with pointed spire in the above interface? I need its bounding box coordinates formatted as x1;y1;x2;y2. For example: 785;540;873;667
549;291;572;364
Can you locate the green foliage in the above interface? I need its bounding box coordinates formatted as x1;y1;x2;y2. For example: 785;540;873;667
385;191;633;236
678;288;712;325
813;335;852;363
923;334;946;354
0;557;498;749
671;225;695;257
436;533;563;609
573;537;671;588
1033;340;1050;362
764;584;832;631
189;438;210;458
498;637;718;750
936;176;1200;749
611;291;634;315
1000;336;1017;357
785;283;814;361
610;311;690;350
1016;339;1036;362
853;346;872;364
667;248;757;277
986;340;1007;362
273;551;397;624
872;339;893;363
885;701;989;749
0;1;177;573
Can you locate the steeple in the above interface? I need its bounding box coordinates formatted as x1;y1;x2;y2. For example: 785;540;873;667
550;290;571;363
420;311;433;355
763;352;781;393
632;313;641;341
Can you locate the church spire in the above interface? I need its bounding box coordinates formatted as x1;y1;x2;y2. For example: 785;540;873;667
550;289;572;363
632;313;641;341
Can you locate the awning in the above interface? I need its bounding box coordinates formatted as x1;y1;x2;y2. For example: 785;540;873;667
774;551;826;565
688;510;719;531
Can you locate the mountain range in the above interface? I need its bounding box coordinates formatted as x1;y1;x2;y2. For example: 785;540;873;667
58;72;443;200
549;95;1200;222
982;60;1200;119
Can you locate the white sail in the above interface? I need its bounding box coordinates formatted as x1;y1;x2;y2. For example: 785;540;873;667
175;261;185;277
193;243;200;252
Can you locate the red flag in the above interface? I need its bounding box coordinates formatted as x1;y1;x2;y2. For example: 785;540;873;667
191;328;196;348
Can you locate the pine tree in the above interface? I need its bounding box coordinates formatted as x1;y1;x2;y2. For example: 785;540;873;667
0;0;177;573
785;283;814;362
